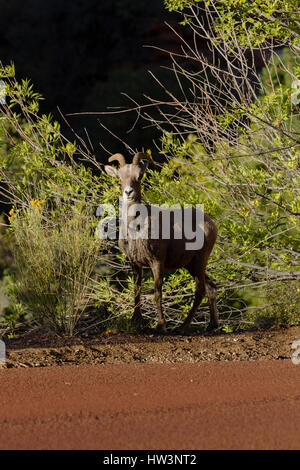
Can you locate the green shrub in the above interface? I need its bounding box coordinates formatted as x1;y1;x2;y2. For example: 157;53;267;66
9;198;100;335
247;281;300;327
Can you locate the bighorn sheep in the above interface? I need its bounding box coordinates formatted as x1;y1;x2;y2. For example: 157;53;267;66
105;152;219;334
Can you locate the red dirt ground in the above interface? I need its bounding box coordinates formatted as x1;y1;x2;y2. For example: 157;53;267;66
0;360;300;450
4;325;300;368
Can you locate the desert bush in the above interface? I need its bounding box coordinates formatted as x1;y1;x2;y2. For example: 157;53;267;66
8;198;100;335
0;64;108;335
247;281;300;327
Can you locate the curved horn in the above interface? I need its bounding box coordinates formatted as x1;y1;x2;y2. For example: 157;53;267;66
108;153;126;167
132;152;149;165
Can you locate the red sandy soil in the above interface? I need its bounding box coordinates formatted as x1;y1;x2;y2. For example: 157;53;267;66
1;326;300;450
0;360;300;450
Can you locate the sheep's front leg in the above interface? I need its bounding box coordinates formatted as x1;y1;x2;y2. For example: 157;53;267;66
151;262;167;334
131;263;144;328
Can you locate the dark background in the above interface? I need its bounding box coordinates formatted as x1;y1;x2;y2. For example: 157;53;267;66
0;0;186;161
0;0;271;165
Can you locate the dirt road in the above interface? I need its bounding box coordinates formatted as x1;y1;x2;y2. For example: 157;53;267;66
0;360;299;450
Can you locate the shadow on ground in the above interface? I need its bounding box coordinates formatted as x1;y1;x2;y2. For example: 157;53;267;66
3;325;299;368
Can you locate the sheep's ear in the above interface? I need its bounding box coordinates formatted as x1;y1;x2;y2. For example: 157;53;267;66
104;165;119;178
138;160;149;180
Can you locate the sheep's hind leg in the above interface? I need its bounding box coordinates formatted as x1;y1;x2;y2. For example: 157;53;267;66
175;272;206;335
205;274;219;331
151;262;167;334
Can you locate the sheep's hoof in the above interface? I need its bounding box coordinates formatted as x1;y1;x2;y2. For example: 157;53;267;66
153;323;167;335
206;322;219;333
173;326;187;335
131;315;149;332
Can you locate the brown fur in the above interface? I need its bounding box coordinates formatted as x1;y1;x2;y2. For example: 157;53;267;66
105;153;219;333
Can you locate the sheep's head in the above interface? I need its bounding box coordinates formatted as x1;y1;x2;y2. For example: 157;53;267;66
104;152;150;202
